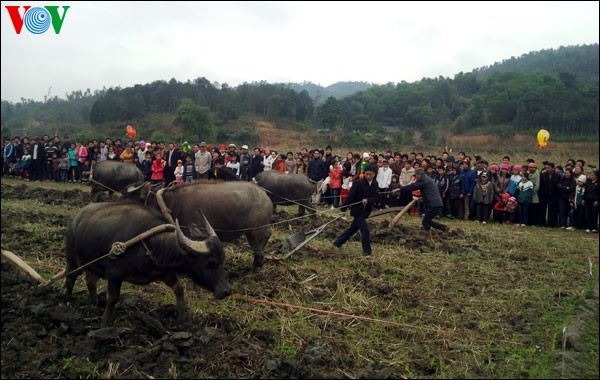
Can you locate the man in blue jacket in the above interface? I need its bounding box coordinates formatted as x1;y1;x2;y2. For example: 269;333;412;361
333;166;379;256
460;160;476;220
401;167;449;241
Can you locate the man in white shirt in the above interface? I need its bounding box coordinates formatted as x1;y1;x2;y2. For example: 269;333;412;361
376;159;393;209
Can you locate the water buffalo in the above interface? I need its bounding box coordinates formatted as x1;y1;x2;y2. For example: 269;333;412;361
91;160;145;201
132;181;273;269
255;170;317;216
65;202;230;327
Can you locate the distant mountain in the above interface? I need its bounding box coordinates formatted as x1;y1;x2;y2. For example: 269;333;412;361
286;81;372;104
471;44;599;85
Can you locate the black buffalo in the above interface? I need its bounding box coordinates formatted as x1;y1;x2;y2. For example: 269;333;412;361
65;202;230;327
91;160;145;201
133;180;273;269
255;170;317;216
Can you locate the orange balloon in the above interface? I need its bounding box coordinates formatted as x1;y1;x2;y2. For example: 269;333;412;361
126;125;137;139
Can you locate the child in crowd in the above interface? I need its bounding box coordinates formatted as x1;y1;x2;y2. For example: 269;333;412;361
80;160;93;183
183;155;196;183
569;175;587;230
17;149;32;181
492;193;510;223
474;172;494;223
174;159;184;185
506;196;518;224
141;152;153;181
329;158;343;209
388;174;402;208
151;152;166;185
517;171;533;226
51;153;61;182
508;165;522;197
59;153;70;182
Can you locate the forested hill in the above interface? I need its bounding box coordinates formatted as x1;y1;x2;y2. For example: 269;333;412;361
1;44;598;144
472;44;599;85
286;81;372;104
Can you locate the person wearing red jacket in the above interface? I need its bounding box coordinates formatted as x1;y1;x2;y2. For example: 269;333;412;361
150;152;166;185
492;193;510;223
329;158;343;209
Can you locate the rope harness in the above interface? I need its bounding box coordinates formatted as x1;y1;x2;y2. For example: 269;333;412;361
44;224;176;287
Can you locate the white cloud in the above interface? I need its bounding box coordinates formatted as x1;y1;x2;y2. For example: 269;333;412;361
1;1;598;102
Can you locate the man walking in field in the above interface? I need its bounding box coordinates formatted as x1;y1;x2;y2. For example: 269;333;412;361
401;167;449;241
333;166;379;256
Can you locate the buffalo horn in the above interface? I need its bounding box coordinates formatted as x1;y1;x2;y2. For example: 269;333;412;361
197;208;217;237
127;181;147;193
175;219;210;255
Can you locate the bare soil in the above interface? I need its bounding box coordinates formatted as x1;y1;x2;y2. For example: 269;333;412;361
1;181;598;379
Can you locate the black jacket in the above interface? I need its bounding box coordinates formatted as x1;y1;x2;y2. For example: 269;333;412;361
402;174;444;209
341;178;379;218
211;166;240;181
308;158;328;181
556;175;576;201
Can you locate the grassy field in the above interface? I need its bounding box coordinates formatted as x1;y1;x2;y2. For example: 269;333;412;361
1;176;598;379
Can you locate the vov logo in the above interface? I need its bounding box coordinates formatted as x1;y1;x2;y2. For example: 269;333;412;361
5;6;70;34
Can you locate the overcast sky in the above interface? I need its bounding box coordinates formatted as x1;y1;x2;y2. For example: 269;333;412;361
1;1;598;103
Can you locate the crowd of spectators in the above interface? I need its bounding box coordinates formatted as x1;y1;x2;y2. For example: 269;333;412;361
2;134;598;232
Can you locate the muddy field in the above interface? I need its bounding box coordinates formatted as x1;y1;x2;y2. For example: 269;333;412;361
1;180;598;379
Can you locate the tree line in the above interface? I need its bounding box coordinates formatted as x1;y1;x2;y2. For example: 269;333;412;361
1;44;598;144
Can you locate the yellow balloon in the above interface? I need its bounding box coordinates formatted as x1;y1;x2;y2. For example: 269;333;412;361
537;129;549;149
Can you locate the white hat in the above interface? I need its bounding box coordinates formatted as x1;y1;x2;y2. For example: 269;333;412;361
241;144;249;150
362;152;370;159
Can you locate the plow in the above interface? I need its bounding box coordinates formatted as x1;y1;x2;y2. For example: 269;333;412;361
277;196;420;259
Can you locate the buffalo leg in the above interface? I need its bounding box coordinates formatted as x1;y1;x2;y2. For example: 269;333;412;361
91;187;101;202
64;255;80;298
246;228;271;269
162;274;187;322
65;275;76;298
85;272;100;306
101;278;123;327
304;200;316;215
